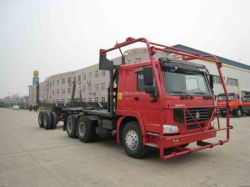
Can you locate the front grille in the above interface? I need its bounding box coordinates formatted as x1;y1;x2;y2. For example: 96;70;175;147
187;123;205;130
185;108;213;123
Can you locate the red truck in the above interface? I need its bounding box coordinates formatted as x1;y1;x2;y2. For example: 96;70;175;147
242;95;250;116
217;93;243;117
38;37;232;160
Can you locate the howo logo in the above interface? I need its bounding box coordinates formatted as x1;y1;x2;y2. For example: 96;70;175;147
195;111;200;120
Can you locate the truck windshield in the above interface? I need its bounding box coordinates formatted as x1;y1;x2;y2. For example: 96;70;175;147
162;69;210;96
218;95;234;101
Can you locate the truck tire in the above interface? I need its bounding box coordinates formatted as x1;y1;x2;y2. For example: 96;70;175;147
38;112;44;128
181;144;189;148
234;108;242;118
50;111;58;129
66;115;77;138
43;111;52;129
122;121;148;158
77;116;95;142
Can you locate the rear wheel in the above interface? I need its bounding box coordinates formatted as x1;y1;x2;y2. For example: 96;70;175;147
38;112;44;128
66;115;77;138
50;111;58;129
77;116;95;142
43;111;52;129
122;121;148;158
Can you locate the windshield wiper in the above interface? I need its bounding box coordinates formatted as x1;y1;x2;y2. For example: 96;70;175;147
193;91;212;98
170;91;194;98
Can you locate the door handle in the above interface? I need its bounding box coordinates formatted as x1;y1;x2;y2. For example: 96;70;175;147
134;96;139;101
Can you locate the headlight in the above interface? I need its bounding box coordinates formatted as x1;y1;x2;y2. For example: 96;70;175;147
163;124;179;134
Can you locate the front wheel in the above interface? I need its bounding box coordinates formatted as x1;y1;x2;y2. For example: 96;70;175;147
221;113;226;117
234;108;242;118
122;121;148;158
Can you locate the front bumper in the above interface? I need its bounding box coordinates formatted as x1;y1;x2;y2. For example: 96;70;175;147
145;127;232;160
160;129;216;148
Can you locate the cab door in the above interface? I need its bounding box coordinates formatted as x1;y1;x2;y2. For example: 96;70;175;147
134;67;162;133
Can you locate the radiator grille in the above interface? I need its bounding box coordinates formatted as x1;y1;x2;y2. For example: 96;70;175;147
185;108;213;123
187;123;205;130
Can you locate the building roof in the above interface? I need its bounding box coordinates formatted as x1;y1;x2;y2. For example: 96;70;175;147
172;44;250;71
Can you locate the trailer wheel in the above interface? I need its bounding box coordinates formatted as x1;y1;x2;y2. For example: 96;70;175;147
50;111;58;129
38;112;44;128
66;115;77;138
234;108;242;118
77;116;95;142
43;111;52;129
122;121;148;158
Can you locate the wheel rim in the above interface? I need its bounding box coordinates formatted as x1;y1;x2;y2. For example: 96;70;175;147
125;130;139;151
238;110;241;116
67;120;73;134
44;115;48;127
78;121;86;137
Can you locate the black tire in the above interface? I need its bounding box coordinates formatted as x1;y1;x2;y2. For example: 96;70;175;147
38;112;44;128
66;115;77;138
246;111;250;116
43;111;52;129
77;116;95;142
122;121;148;158
50;111;58;129
221;113;226;117
181;144;189;148
234;108;242;118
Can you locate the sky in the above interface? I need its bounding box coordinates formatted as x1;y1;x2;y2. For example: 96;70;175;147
0;0;250;98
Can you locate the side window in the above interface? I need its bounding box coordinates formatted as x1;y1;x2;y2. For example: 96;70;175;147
136;67;156;92
137;71;145;92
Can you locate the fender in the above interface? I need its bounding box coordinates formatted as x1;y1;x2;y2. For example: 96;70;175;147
116;110;145;144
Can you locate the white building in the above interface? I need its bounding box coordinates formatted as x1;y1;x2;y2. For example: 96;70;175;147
28;45;250;105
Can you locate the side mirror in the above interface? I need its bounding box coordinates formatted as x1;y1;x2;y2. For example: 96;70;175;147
143;67;153;86
143;67;157;100
99;51;113;70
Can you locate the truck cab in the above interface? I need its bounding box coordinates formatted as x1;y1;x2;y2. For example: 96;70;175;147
117;57;215;135
242;95;250;116
217;93;242;117
99;37;232;159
